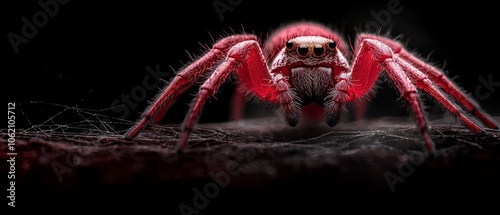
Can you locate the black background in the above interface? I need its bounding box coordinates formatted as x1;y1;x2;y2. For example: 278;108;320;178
3;1;500;213
3;0;500;128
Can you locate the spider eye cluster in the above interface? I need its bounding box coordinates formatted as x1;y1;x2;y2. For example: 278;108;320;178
328;40;336;49
285;39;337;57
286;40;294;49
313;45;325;56
298;45;309;56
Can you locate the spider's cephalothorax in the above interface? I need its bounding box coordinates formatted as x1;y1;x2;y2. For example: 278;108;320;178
125;22;498;153
268;35;350;126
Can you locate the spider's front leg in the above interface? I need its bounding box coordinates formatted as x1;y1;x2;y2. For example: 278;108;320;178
176;40;300;153
326;39;436;152
357;35;498;130
326;36;494;153
124;35;256;140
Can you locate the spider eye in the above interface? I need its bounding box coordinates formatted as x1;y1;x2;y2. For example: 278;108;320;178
286;40;294;49
313;45;325;56
328;40;337;49
297;45;309;56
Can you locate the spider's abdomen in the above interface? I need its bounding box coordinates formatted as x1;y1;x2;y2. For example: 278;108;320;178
290;67;334;106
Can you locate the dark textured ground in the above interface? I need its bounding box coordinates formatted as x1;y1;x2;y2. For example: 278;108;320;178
2;116;500;212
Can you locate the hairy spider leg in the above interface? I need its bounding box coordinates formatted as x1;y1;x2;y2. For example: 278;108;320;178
125;22;497;154
230;81;246;121
328;36;490;153
124;35;256;139
395;55;483;133
358;34;498;129
326;38;435;152
177;40;299;153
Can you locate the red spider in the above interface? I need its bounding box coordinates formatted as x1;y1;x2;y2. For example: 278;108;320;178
124;22;498;154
